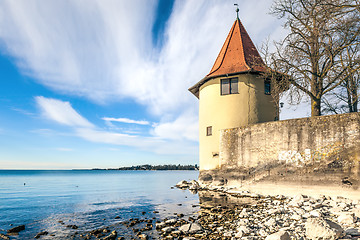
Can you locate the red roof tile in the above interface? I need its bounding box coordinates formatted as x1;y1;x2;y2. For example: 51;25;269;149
207;18;266;78
189;18;267;98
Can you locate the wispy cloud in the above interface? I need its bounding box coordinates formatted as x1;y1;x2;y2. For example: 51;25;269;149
75;127;197;155
0;0;286;119
11;107;34;116
35;96;94;128
0;1;287;163
35;96;197;155
102;117;150;125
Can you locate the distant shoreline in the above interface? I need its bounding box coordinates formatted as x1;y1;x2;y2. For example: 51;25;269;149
91;164;199;171
0;164;199;171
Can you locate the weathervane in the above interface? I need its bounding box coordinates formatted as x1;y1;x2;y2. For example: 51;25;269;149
234;3;239;19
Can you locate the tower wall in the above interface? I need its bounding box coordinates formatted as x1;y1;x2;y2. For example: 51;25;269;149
198;73;277;170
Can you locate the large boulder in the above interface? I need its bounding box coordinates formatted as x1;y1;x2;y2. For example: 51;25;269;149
305;217;344;240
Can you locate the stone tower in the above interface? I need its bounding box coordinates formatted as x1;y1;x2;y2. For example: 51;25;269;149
189;17;278;171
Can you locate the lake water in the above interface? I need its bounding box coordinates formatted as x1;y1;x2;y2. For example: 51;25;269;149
0;170;199;239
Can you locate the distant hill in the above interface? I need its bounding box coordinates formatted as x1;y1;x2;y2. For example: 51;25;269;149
92;164;198;171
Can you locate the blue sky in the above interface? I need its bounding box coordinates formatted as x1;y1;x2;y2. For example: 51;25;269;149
0;0;309;169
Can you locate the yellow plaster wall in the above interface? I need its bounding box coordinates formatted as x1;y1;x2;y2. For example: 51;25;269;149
198;73;277;170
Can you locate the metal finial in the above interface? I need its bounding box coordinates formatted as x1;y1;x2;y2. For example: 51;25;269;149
234;4;239;19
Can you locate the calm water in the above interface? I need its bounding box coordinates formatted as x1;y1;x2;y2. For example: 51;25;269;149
0;170;199;239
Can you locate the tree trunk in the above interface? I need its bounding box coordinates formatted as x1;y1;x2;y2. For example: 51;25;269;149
351;83;358;112
311;98;321;116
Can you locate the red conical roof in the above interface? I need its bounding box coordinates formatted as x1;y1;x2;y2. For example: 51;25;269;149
189;18;266;98
207;18;266;77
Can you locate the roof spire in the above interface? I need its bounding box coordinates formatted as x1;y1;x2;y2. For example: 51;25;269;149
234;3;239;19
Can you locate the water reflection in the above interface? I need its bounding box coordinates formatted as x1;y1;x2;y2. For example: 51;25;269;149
198;190;256;208
6;190;260;239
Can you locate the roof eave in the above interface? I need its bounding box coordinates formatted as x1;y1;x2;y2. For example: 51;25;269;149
188;69;264;99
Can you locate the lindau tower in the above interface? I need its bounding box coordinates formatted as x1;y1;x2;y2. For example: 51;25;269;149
189;15;278;171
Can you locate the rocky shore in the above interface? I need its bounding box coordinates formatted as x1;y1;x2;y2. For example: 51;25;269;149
171;180;360;240
2;180;360;239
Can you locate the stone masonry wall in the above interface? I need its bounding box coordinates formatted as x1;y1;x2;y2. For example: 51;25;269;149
219;112;360;171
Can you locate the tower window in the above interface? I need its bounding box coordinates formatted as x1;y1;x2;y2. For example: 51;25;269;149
264;81;271;95
221;78;238;95
206;126;212;136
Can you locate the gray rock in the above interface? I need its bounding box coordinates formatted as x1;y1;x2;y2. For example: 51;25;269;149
290;214;302;221
345;228;360;236
338;213;356;225
34;231;48;239
238;219;249;226
179;223;203;234
289;195;306;207
165;219;177;225
239;208;249;217
161;226;175;233
102;230;117;240
179;223;191;233
305;217;344;240
309;210;322;218
352;208;360;218
155;222;166;229
237;225;250;234
189;180;200;190
264;218;276;227
303;205;313;212
265;231;291;240
175;180;189;189
138;233;148;240
66;224;78;229
189;223;202;233
259;229;268;237
0;233;10;240
7;225;25;233
234;230;244;238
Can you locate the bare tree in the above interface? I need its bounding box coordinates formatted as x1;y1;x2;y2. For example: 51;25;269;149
259;39;292;119
323;43;360;114
270;0;360;116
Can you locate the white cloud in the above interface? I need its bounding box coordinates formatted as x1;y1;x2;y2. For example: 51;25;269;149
152;111;198;142
0;0;287;118
102;117;150;125
35;96;197;155
12;107;34;116
35;96;94;128
1;1;297;162
75;128;196;155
